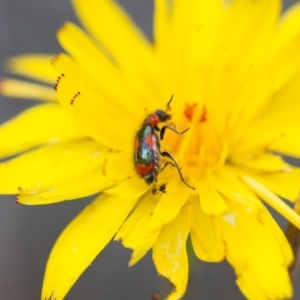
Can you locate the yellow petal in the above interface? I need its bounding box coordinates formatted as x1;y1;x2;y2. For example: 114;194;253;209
226;66;273;136
57;22;144;118
129;230;160;266
72;0;163;109
256;203;293;266
220;197;293;300
232;113;300;158
212;166;256;200
115;192;160;265
193;173;228;215
190;196;224;262
6;54;56;84
72;0;151;65
0;79;56;101
257;70;300;121
277;3;300;48
160;0;223;105
53;53;140;150
270;39;300;99
235;153;289;172
0;104;85;159
248;167;300;202
104;175;148;199
150;177;191;230
42;194;138;300
270;121;300;157
100;150;136;183
237;112;300;161
245;0;280;60
270;3;300;91
242;175;300;229
202;0;281;134
153;0;173;101
153;0;169;56
0;140;114;204
152;204;190;300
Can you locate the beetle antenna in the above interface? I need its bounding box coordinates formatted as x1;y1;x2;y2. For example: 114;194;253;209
166;95;173;111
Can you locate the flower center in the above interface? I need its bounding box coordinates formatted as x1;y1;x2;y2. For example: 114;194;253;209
163;103;228;177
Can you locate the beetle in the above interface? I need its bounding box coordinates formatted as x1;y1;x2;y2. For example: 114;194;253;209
134;96;194;193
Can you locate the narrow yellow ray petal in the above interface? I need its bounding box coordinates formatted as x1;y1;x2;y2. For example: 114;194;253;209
72;0;151;63
18;173;113;205
53;53;139;119
270;4;300;61
190;196;224;262
200;1;249;113
170;0;223;55
245;0;280;59
256;71;300;121
0;104;85;159
104;175;148;199
152;204;190;300
226;191;292;265
166;0;223;104
242;175;300;229
153;0;169;55
256;202;293;266
153;0;174;103
220;197;292;300
235;153;289;172
277;3;300;47
72;0;163;108
42;194;138;300
271;37;300;93
269;122;300;157
53;53;140;150
212;166;256;200
218;0;279;67
6;54;56;84
232;114;300;158
247;167;300;202
0;79;56;101
204;0;281;134
193;174;228;215
115;193;157;248
0;140;113;204
150;177;191;230
115;193;160;265
226;64;272;135
100;150;136;183
129;228;160;266
57;22;144;119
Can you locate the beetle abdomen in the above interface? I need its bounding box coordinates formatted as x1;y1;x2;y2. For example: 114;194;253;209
134;124;160;184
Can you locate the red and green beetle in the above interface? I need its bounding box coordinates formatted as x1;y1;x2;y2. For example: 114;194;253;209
134;96;195;193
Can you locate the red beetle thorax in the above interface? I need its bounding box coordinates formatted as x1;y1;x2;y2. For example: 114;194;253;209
143;114;160;126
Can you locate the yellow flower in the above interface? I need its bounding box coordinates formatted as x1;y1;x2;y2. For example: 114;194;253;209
1;0;300;299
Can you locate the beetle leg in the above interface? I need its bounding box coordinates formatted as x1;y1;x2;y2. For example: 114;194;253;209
167;121;176;128
160;161;175;173
152;183;167;194
151;187;157;195
160;125;189;140
160;151;195;190
158;184;167;193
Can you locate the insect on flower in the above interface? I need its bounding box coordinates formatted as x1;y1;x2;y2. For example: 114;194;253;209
134;96;195;193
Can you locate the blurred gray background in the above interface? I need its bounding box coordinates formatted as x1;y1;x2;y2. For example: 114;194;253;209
0;0;299;299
